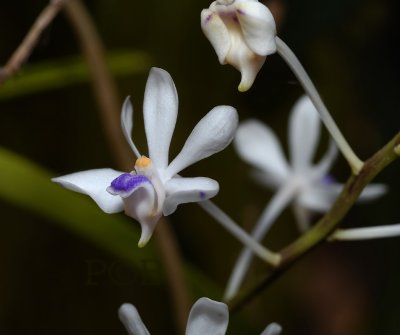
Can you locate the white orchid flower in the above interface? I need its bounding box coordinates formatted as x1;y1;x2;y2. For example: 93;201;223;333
224;95;386;300
201;0;277;92
53;67;238;247
118;297;282;335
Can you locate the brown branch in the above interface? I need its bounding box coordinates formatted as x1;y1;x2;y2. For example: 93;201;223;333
228;132;400;312
63;1;190;333
0;0;67;86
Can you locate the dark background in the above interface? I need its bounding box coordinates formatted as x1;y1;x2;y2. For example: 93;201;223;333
0;0;399;334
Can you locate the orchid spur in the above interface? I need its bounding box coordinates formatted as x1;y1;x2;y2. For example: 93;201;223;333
224;95;386;300
118;297;282;335
53;67;238;247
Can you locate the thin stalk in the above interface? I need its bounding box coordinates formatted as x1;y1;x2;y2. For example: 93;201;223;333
329;224;400;241
199;200;281;267
224;183;297;301
275;37;363;175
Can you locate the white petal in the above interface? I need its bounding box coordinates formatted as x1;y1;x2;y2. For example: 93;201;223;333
121;97;140;158
260;323;282;335
166;106;238;177
143;67;178;169
234;1;277;56
52;169;124;213
163;177;219;216
234;119;289;185
118;303;150;335
289;95;321;172
185;297;229;335
358;183;387;202
201;8;231;64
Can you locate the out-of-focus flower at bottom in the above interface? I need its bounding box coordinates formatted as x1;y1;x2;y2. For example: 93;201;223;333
118;297;282;335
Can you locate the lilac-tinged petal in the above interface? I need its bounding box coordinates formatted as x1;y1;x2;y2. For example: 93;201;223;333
163;177;219;216
52;169;124;214
234;119;290;186
235;1;277;56
121;97;140;157
289;95;321;173
185;297;229;335
143;67;178;169
107;173;151;198
166;106;238;178
260;323;282;335
201;9;231;64
118;303;150;335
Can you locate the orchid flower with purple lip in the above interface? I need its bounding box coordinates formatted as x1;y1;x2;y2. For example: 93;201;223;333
118;297;282;335
53;67;238;247
224;95;387;300
201;0;276;92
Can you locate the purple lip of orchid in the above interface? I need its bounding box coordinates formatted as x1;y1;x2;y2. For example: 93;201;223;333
107;173;151;197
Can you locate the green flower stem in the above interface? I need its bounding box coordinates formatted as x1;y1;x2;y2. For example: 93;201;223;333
227;131;400;311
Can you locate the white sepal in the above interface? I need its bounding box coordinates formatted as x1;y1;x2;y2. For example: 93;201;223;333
289;95;320;173
235;0;277;55
185;297;229;335
143;67;178;169
234;119;289;185
52;169;124;213
201;9;231;64
260;323;282;335
118;303;150;335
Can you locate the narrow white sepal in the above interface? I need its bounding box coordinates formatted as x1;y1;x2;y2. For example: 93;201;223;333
118;303;150;335
166;106;238;177
185;297;229;335
143;67;178;169
260;323;282;335
330;224;400;241
163;177;219;216
52;169;124;213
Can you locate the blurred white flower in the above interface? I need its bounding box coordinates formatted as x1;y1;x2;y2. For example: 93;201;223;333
235;95;386;231
201;0;276;92
119;297;282;335
224;95;386;300
53;67;238;247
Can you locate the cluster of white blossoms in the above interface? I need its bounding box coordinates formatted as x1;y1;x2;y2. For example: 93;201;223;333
52;0;400;332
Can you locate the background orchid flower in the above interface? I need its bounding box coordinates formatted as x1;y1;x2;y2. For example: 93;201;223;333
201;0;276;92
235;95;386;232
118;297;282;335
53;67;238;247
224;95;386;300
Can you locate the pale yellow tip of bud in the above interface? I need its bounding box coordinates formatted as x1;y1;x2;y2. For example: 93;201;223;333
135;156;152;169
